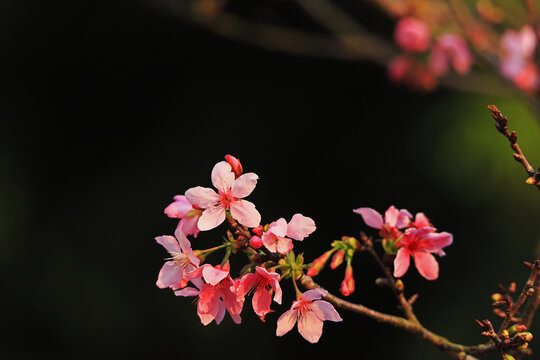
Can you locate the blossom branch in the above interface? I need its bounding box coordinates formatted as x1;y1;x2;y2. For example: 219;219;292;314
488;105;540;190
300;274;494;359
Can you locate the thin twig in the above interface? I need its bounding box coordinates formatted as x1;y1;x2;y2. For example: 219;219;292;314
488;105;540;190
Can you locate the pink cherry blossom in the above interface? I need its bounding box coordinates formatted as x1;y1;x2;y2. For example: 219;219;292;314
234;266;282;320
276;289;342;343
262;214;316;254
155;228;200;289
182;263;245;325
185;161;261;231
499;25;539;90
410;212;433;229
429;33;472;76
394;17;431;52
353;205;412;240
164;195;202;237
393;227;453;280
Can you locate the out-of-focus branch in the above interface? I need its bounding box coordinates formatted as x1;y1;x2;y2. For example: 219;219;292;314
488;105;540;190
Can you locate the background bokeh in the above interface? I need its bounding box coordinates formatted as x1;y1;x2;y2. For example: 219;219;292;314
1;1;539;359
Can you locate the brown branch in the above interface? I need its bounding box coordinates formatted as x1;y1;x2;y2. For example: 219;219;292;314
488;105;540;190
300;274;494;359
359;233;419;323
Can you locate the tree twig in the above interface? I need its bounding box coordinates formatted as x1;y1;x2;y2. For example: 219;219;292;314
488;105;540;190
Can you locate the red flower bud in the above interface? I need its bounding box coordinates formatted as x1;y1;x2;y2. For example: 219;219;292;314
340;265;355;296
307;250;333;277
250;236;263;249
330;250;345;269
225;154;243;179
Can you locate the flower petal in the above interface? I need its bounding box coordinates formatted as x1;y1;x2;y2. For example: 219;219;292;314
164;195;193;218
174;287;200;297
287;214;316;241
252;288;273;317
276;309;297;337
298;310;324;343
417;231;453;254
393;247;411;278
156;261;183;289
229;199;261;228
353;207;384;229
197;205;226;231
302;288;327;301
155;235;180;255
185;186;219;209
202;265;230;286
413;251;439;280
211;161;235;193
231;172;258;198
311;300;342;322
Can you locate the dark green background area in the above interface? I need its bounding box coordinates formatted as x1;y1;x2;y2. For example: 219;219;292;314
1;1;538;359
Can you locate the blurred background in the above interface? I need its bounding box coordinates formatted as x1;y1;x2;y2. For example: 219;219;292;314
1;0;539;359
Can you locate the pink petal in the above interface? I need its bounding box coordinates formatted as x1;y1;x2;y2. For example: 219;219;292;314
275;237;294;255
197;205;226;231
229;199;261;228
269;218;288;237
174;287;200;297
417;231;453;253
178;216;199;237
164;195;193;218
302;288;327;301
155;235;180;255
286;214;316;241
298;310;324;343
261;233;278;253
211;161;235;193
202;265;230;286
174;228;192;252
413;251;439;280
384;205;400;227
395;209;413;229
353;207;384;229
231;172;258;198
393;247;411;278
311;300;342;322
185;186;219;209
252;288;273;317
156;261;183;289
276;309;298;337
235;273;257;297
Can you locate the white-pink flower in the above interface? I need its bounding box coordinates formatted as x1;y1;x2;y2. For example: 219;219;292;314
499;25;539;90
155;228;200;289
276;289;342;343
164;195;202;237
185;161;261;231
262;214;316;254
353;205;412;240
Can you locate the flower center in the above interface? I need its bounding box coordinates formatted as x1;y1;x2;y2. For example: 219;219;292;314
218;190;235;208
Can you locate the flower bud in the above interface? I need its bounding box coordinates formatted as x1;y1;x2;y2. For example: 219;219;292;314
225;154;243;179
330;250;345;269
517;332;533;342
249;235;263;249
340;265;355;296
252;225;264;236
395;279;404;292
503;354;515;360
307;250;333;277
491;293;504;302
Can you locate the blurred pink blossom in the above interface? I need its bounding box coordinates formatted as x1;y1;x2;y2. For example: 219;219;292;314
394;17;431;52
429;33;472;76
499;25;539;91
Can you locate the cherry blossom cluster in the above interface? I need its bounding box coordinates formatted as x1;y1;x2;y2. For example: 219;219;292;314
308;206;453;297
154;155;454;343
384;1;540;93
155;155;341;343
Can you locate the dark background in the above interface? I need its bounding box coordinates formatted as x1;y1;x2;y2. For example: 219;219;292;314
1;1;539;359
